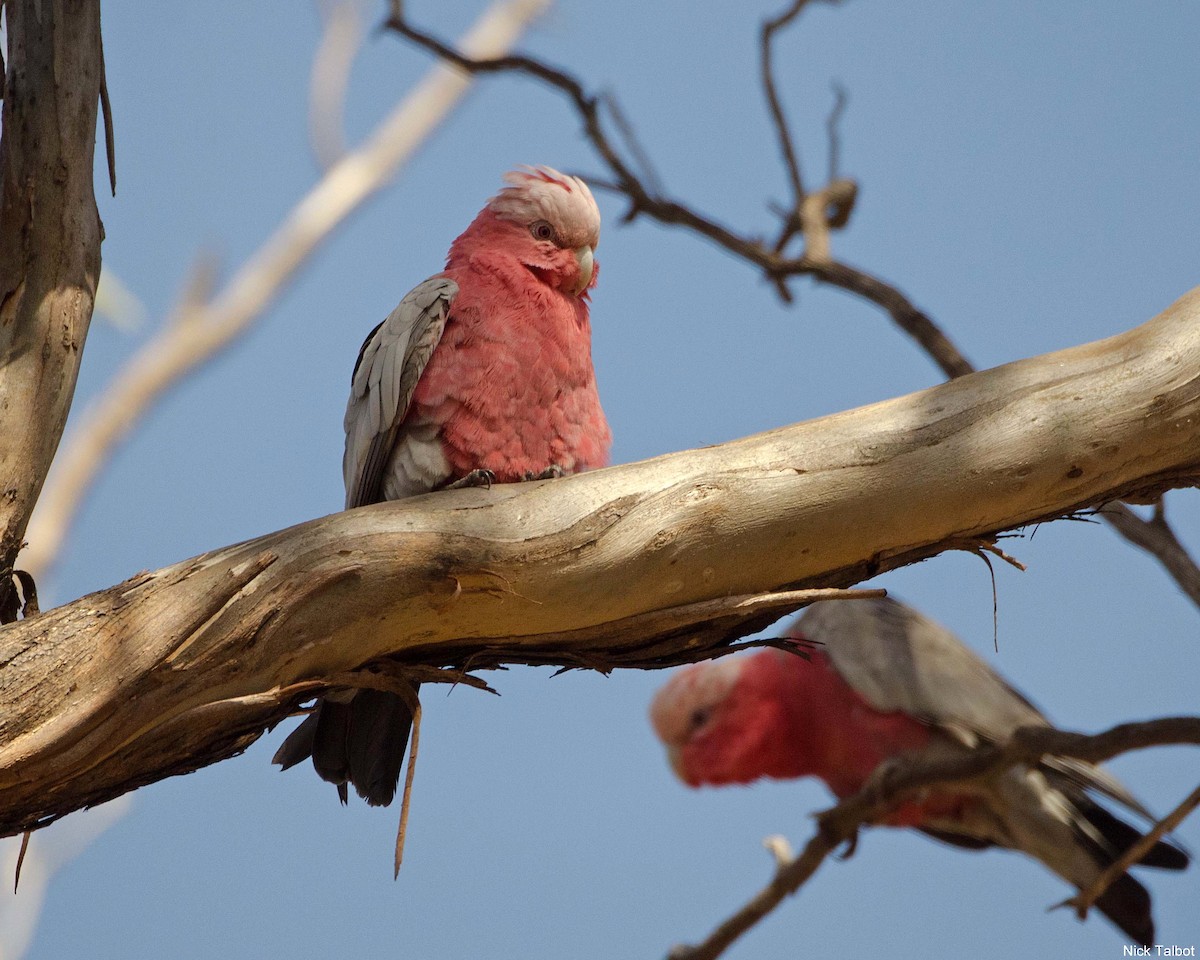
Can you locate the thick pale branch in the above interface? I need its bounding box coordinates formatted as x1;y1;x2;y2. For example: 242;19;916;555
0;0;103;615
0;287;1198;835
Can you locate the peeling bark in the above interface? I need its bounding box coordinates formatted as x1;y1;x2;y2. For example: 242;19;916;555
0;0;104;617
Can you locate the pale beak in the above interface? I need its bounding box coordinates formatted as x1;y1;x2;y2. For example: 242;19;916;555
571;245;594;296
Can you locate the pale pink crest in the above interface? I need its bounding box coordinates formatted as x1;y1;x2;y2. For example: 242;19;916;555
488;164;601;249
649;656;743;748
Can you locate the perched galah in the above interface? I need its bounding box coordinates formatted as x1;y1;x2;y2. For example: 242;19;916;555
274;166;611;806
650;597;1188;945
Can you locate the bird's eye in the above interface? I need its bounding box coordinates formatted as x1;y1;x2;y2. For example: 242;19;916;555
688;707;712;731
530;220;556;243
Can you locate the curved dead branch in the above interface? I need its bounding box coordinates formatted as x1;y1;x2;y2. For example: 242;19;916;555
0;286;1198;837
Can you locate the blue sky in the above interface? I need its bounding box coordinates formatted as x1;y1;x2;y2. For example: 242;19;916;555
8;1;1200;958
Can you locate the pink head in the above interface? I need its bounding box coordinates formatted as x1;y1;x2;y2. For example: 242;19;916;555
452;165;601;298
650;651;803;787
652;637;937;799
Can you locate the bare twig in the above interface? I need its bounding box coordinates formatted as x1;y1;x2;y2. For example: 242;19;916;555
1097;500;1200;608
1066;780;1200;921
600;93;663;199
762;834;794;867
761;0;813;214
392;683;422;878
946;537;1028;651
670;827;839;960
670;717;1200;960
98;23;116;196
797;179;856;264
18;0;553;581
825;82;847;186
12;831;29;893
809;258;974;377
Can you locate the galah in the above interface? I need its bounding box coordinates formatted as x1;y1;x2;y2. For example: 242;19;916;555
274;166;611;806
650;597;1188;945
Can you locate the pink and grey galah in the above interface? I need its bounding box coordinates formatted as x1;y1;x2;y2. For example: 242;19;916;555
274;165;611;806
650;597;1188;946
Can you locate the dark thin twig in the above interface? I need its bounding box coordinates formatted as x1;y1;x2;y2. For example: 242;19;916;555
393;694;422;878
670;826;839;960
1065;780;1200;921
806;258;975;377
13;830;30;893
386;13;974;375
600;92;662;199
761;0;812;214
1098;500;1200;608
825;82;848;191
98;21;116;196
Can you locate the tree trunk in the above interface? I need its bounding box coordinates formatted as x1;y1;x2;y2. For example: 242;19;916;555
0;0;104;618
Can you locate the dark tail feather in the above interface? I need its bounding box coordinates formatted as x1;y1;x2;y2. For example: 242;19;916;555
310;699;354;799
918;827;992;851
273;702;354;792
346;685;417;807
273;698;353;805
1072;797;1190;946
1092;871;1155;948
272;686;417;807
272;712;319;771
1080;797;1190;870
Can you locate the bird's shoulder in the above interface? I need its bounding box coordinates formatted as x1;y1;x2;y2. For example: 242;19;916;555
806;597;1048;742
350;276;459;386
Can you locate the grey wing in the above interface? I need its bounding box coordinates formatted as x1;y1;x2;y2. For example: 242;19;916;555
802;596;1047;737
342;277;457;509
800;596;1153;817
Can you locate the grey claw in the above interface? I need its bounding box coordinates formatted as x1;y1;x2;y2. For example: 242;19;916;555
524;464;566;481
445;469;495;491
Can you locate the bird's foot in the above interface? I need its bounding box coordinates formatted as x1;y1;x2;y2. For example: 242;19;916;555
859;755;908;811
523;464;566;481
445;469;495;491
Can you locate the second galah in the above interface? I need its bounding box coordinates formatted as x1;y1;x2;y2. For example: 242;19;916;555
275;166;611;806
650;597;1187;946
